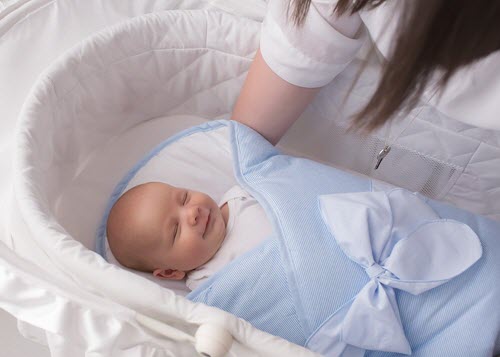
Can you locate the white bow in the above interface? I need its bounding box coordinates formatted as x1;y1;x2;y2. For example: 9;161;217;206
309;189;482;356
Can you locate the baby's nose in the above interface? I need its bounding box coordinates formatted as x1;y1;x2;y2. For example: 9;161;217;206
186;205;206;226
185;206;198;226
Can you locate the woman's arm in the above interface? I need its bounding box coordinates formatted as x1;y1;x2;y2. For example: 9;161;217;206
231;49;320;145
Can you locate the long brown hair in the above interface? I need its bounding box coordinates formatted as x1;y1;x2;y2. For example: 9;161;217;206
291;0;500;131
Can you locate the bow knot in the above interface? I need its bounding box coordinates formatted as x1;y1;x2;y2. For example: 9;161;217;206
365;263;385;279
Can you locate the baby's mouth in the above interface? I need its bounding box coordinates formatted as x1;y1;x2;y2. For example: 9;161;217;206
203;211;211;238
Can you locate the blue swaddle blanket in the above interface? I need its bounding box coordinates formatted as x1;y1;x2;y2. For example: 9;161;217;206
188;121;500;356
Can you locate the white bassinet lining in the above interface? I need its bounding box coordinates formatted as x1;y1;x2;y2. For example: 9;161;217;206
11;9;318;356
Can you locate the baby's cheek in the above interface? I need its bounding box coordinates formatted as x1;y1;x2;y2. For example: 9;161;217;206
184;240;211;266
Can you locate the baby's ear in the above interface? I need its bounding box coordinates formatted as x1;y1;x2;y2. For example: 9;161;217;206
153;268;186;280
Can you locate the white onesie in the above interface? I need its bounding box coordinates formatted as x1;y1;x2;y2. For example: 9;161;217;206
186;185;273;290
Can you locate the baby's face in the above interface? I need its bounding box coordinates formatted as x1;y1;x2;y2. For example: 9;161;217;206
125;182;226;273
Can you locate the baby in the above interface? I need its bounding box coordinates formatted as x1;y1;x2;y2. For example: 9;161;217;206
107;181;272;289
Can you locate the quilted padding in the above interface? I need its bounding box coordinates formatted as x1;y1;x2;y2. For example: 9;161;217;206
11;10;317;356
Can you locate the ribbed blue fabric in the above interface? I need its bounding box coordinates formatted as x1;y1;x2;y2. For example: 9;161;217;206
191;238;307;344
366;198;500;357
188;121;500;356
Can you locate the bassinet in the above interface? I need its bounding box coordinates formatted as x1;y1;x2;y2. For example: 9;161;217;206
1;1;499;356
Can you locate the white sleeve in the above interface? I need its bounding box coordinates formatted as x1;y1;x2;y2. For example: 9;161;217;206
260;0;366;88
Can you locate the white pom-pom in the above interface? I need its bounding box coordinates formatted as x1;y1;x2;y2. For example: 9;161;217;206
195;324;233;357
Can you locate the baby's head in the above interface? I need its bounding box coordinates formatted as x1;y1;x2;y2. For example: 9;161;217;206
106;182;227;280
